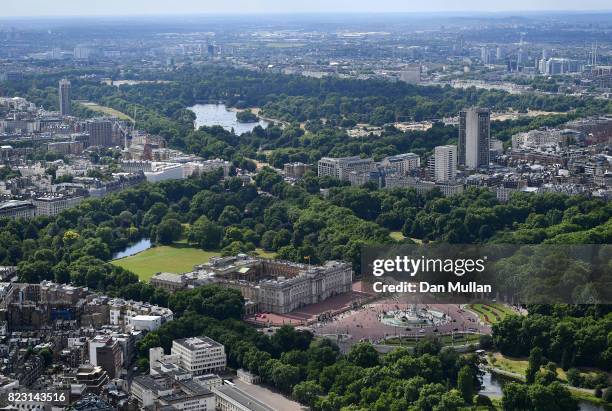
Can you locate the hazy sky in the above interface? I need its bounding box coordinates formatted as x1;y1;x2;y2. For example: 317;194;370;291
3;0;612;17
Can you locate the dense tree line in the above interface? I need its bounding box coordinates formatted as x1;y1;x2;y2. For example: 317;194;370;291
321;184;612;246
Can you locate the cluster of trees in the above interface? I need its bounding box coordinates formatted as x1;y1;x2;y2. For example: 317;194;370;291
493;305;612;371
0;171;223;302
235;109;259;123
500;345;593;410
494;307;612;410
502;381;577;411
321;183;612;246
0;166;20;180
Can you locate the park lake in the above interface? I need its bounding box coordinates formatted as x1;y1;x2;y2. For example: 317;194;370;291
188;103;269;134
112;238;152;259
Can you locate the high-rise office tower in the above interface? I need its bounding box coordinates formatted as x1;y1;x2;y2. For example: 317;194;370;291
496;47;504;61
458;108;490;169
59;79;71;116
434;145;457;182
481;47;490;64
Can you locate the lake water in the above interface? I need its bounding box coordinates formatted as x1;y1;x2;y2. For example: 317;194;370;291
480;370;609;411
188;104;269;135
112;238;152;259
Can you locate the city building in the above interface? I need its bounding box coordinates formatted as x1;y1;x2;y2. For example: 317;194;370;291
283;162;310;179
458;108;491;169
538;58;583;75
213;384;274;411
511;128;571;149
150;272;188;292
317;156;374;181
74;365;110;395
380;153;420;175
399;65;421;84
32;194;84;216
171;336;227;376
59;79;71;116
0;199;35;219
144;163;184;183
348;169;384;188
385;175;464;197
88;335;123;379
47;140;85;155
104;297;174;328
131;373;216;410
80;119;113;148
129;315;163;332
184;159;232;178
433;145;457;182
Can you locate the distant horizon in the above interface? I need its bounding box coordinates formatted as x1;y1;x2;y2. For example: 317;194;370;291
3;0;612;18
1;10;612;23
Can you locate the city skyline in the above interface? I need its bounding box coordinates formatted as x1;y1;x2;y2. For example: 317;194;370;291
3;0;612;17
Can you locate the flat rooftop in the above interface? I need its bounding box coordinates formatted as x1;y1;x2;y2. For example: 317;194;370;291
214;385;274;411
174;336;222;351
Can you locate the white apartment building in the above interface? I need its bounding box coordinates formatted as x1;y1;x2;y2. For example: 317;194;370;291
129;315;163;331
33;195;84;216
380;153;420;175
317;156;374;181
171;337;226;376
100;297;173;328
434;145;457;182
144;163;184;183
184;159;232;178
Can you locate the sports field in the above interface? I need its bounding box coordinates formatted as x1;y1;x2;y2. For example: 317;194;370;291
111;245;219;281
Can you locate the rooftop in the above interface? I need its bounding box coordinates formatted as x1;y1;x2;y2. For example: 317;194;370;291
174;336;222;351
214;385;274;411
0;200;33;210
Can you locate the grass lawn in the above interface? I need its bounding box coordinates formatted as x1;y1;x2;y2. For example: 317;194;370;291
468;303;517;325
389;231;405;241
567;388;610;407
389;232;426;244
488;352;529;377
385;333;481;347
255;248;277;259
112;244;219;281
78;101;133;121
